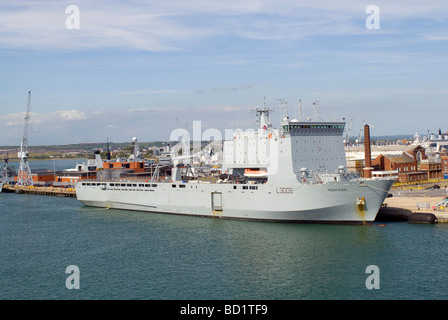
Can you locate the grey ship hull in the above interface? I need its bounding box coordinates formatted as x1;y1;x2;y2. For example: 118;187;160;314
76;178;395;224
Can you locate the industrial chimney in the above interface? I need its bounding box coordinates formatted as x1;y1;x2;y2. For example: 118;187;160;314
363;124;373;178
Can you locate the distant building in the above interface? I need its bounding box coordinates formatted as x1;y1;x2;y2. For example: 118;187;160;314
442;156;448;179
346;144;426;177
405;145;427;162
420;158;443;180
371;153;425;183
345;143;446;183
14;170;56;185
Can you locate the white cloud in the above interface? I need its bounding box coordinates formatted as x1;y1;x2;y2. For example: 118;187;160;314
2;112;26;127
0;104;254;144
1;0;446;51
0;1;446;145
418;33;448;41
1;109;87;129
0;0;211;51
54;109;87;121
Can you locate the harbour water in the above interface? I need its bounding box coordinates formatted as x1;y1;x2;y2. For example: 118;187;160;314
1;160;448;300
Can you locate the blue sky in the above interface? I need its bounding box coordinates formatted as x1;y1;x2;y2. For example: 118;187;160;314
0;0;447;145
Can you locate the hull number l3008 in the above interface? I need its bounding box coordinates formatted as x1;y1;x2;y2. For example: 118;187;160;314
276;187;294;194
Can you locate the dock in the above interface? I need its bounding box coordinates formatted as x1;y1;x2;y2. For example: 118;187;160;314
2;184;76;197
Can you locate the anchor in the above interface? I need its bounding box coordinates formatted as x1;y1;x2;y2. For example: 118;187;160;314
356;196;366;223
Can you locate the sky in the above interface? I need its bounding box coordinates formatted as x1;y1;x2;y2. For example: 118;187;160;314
0;0;447;146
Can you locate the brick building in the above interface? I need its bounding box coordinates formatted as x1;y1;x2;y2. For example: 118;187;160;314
442;156;448;179
420;159;443;180
346;144;427;174
372;153;424;183
14;171;55;184
406;145;426;162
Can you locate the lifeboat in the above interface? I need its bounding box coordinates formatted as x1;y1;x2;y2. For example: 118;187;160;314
244;169;267;178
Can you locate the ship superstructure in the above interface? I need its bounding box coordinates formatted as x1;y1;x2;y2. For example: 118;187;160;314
76;104;396;224
222;108;348;185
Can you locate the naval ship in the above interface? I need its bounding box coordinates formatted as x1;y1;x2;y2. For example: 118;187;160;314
75;107;396;224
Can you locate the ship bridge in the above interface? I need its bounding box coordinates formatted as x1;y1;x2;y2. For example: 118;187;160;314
284;120;347;175
282;122;345;136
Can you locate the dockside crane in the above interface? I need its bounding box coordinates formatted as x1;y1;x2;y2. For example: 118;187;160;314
312;100;321;121
17;90;33;187
344;118;353;146
355;120;365;146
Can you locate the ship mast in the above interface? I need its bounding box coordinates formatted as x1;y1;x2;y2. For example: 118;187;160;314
252;97;272;130
17;90;33;187
255;106;271;129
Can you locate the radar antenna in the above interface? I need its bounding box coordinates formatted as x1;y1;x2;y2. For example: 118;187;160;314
277;99;288;118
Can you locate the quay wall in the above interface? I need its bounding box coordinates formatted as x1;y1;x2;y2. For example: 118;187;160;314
2;184;76;197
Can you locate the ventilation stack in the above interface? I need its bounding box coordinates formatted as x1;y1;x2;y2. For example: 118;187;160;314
363;124;373;179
